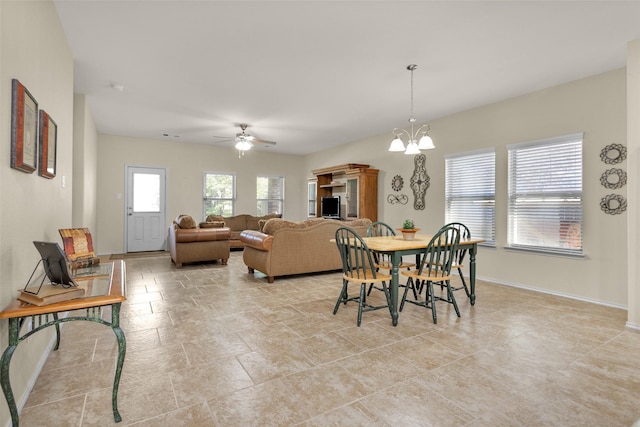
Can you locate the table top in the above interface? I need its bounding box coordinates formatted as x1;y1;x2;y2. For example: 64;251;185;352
0;260;126;319
363;234;485;252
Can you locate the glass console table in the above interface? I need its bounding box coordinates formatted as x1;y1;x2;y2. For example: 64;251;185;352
0;260;126;426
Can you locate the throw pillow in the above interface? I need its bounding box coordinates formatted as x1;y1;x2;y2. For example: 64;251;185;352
58;228;97;261
175;215;196;229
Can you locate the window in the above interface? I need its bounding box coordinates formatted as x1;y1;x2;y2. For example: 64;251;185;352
445;149;496;245
203;173;235;218
257;176;284;216
508;133;583;255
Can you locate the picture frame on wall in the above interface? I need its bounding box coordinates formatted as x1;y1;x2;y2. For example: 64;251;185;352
38;110;57;179
10;79;38;173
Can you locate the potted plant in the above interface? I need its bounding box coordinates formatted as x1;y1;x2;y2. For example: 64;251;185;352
398;219;420;240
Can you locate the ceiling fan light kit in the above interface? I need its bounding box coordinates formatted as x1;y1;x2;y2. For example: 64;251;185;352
213;123;277;157
389;64;435;155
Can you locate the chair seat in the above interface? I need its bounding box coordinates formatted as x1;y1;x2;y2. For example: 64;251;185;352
402;270;452;282
343;269;392;284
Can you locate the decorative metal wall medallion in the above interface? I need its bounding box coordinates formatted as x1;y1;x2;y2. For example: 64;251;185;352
410;154;429;210
387;194;408;205
600;194;627;215
600;144;627;164
600;168;627;189
391;175;404;191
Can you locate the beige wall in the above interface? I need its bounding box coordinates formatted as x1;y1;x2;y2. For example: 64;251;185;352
0;1;74;424
72;93;98;230
304;68;628;307
95;135;307;254
627;40;640;330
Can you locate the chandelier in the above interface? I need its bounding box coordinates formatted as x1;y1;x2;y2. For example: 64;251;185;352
388;64;435;154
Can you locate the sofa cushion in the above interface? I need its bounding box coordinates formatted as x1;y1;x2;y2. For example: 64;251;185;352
262;217;325;235
175;214;196;229
247;213;281;230
174;227;230;243
199;221;225;228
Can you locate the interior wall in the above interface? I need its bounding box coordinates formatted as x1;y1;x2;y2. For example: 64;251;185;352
95;135;306;254
0;1;74;424
627;39;640;330
304;68;628;307
72;93;98;230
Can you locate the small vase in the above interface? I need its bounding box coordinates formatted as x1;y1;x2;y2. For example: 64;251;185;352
398;228;420;240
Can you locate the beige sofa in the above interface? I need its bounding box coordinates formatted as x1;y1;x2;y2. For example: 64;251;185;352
168;215;231;268
239;217;372;283
205;213;281;248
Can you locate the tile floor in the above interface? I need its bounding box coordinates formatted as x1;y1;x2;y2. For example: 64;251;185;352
17;251;640;426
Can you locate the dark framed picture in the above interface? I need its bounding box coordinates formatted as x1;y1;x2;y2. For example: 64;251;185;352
38;110;57;179
11;79;38;173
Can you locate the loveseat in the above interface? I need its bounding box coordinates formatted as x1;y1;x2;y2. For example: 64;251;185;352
205;213;281;248
239;217;372;283
168;215;230;268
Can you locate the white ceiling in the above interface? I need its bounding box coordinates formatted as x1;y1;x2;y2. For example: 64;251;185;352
54;1;640;156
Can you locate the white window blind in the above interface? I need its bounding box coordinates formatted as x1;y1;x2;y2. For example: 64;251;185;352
445;149;495;245
507;133;583;255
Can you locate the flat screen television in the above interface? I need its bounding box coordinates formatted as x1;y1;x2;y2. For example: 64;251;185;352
321;196;341;219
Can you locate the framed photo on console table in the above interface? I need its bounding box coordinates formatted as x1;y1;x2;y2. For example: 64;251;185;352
38;110;57;178
10;79;38;173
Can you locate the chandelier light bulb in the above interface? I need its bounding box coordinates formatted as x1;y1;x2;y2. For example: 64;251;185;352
388;136;406;152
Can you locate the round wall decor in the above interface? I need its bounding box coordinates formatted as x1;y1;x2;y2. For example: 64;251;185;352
600;144;627;164
600;168;627;189
391;175;404;191
600;194;627;215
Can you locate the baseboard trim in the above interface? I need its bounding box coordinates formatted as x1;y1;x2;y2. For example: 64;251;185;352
477;275;627;310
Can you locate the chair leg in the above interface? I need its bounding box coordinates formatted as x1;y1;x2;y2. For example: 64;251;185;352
428;281;437;324
357;283;366;327
366;283;375;296
333;279;348;315
447;280;461;317
381;281;393;318
457;268;471;298
400;277;413;311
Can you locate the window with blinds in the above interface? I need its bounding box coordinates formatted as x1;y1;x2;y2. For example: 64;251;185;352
203;173;236;218
445;149;495;245
257;176;284;216
507;133;583;256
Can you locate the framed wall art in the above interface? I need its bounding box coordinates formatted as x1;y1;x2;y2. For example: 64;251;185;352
11;79;38;173
38;110;57;179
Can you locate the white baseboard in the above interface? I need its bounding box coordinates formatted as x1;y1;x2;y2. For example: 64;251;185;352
477;275;628;310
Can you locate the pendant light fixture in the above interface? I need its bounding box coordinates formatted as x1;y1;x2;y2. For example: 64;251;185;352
388;64;435;154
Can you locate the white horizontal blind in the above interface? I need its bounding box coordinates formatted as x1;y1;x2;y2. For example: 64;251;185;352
507;133;583;255
445;149;495;245
257;176;284;216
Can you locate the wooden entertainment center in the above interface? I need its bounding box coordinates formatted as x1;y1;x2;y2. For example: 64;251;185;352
311;163;378;222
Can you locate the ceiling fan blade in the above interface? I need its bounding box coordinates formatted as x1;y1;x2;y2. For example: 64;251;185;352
250;137;277;146
212;136;234;144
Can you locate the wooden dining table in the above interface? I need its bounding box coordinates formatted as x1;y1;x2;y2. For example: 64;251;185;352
362;234;485;326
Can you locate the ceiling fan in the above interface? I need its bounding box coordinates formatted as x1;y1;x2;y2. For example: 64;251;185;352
213;123;277;156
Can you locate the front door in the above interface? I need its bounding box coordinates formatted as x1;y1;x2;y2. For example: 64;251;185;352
126;166;167;252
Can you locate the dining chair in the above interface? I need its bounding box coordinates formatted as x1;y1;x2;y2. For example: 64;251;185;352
439;222;471;300
400;225;461;324
334;226;393;326
365;221;415;296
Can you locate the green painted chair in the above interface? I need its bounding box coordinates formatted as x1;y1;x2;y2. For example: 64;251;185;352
439;222;471;300
333;226;392;326
400;225;461;324
365;221;415;296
